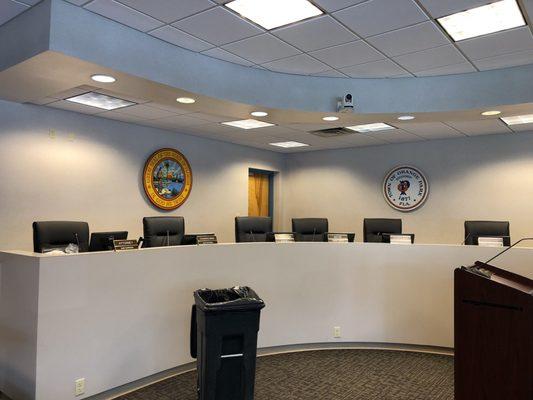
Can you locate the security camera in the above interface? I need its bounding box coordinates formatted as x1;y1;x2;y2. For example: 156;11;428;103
337;94;354;113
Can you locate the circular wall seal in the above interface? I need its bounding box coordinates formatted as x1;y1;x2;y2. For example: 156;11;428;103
383;165;429;212
143;148;193;211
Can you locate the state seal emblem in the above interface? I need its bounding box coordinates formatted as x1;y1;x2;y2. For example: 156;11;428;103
143;148;192;211
383;166;428;212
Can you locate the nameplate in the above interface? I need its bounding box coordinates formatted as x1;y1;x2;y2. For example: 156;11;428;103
196;234;218;245
275;233;294;243
477;237;504;248
327;233;349;243
389;235;412;245
113;239;139;251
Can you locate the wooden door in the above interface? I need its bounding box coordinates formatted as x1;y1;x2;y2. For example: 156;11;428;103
248;172;270;217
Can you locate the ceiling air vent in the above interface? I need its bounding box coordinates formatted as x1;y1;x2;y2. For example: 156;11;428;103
309;127;355;138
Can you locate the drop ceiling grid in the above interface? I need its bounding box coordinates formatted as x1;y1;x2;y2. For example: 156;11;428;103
8;0;516;77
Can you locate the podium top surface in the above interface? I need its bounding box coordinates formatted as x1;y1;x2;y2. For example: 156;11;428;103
471;261;533;295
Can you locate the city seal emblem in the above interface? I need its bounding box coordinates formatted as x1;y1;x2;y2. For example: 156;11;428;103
383;165;428;212
143;148;193;211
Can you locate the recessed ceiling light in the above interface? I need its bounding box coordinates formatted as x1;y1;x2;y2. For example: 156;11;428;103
65;92;135;110
222;119;276;129
251;111;268;117
501;114;533;125
269;141;309;148
346;123;395;133
398;115;415;121
225;0;323;30
176;97;196;104
323;116;339;121
91;74;116;83
481;110;502;116
437;0;525;42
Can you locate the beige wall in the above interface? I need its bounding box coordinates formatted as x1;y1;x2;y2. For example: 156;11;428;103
282;133;533;245
0;100;285;250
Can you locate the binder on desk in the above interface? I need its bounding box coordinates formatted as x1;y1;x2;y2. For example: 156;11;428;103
454;262;533;400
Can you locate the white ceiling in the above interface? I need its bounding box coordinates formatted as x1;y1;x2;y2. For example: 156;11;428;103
32;85;529;153
1;0;533;78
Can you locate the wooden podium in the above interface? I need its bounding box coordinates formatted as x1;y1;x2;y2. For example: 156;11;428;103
455;262;532;400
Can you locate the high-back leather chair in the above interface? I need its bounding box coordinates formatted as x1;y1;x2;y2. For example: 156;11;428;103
235;217;272;242
292;218;328;242
363;218;402;243
142;216;185;248
464;221;510;245
32;221;90;253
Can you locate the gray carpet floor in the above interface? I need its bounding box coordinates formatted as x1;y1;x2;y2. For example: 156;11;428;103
118;349;454;400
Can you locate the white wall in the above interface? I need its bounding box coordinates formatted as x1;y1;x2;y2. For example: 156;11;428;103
0;100;285;250
283;133;533;245
3;98;533;251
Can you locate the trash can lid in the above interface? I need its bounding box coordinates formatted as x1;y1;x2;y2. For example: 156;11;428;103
194;286;265;312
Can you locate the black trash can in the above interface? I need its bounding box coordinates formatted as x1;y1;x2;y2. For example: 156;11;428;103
190;286;265;400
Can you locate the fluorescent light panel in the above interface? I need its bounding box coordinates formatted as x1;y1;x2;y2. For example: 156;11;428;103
501;114;533;125
225;0;323;30
346;123;395;133
270;141;309;148
438;0;525;42
222;119;275;129
66;92;135;110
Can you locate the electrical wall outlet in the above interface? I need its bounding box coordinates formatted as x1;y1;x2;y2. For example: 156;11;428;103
334;326;341;338
75;378;85;396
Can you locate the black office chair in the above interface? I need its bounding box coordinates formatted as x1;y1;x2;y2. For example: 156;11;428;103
142;216;185;248
32;221;90;253
363;218;402;243
292;218;328;242
235;216;272;242
464;221;510;246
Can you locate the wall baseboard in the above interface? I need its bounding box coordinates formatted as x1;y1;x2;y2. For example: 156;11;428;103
88;342;453;400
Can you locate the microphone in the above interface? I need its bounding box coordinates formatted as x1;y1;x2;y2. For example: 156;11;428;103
312;228;317;242
249;229;256;242
484;237;533;265
462;233;471;245
74;233;80;248
166;230;170;247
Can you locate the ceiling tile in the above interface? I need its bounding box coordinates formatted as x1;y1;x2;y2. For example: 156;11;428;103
149;114;211;129
261;54;330;75
189;112;233;123
313;0;368;12
415;62;476;76
147;103;194;114
272;15;358;52
309;40;384;69
312;69;348;78
47;100;103;115
113;104;177;119
366;21;449;57
16;0;41;5
99;111;145;123
173;7;263;46
473;48;533;71
0;0;28;25
457;26;533;60
332;0;428;38
339;59;407;77
64;0;93;5
445;119;512;136
393;44;467;72
396;122;466;139
361;129;425;143
150;26;214;52
336;132;388;146
117;0;215;24
201;47;254;66
84;0;164;32
508;122;533;133
222;34;301;64
417;0;492;18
